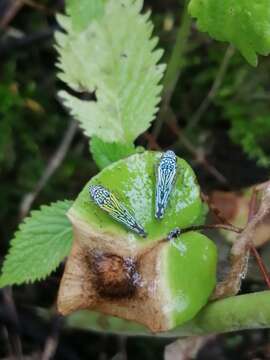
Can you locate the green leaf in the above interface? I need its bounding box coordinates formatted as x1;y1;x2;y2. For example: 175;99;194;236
55;0;166;143
189;0;270;66
66;0;106;32
60;152;211;331
0;200;73;287
90;136;138;170
71;151;203;242
229;115;270;167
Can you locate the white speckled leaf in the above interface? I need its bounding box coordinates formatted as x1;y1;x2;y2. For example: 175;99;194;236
56;0;166;143
71;151;203;243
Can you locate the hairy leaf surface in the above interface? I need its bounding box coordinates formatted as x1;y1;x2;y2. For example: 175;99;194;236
56;0;165;143
189;0;270;66
0;201;73;287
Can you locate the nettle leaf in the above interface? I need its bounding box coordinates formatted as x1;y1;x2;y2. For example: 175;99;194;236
55;0;165;143
90;136;139;170
0;201;73;287
66;0;106;32
189;0;270;66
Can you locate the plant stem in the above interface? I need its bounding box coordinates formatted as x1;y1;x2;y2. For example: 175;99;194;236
248;187;270;288
153;1;192;137
162;0;191;103
181;223;242;234
67;291;270;337
177;291;270;337
19;120;77;219
187;45;235;130
213;183;270;299
167;114;228;185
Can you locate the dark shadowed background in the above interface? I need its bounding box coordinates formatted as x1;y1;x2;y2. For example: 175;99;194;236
1;0;270;359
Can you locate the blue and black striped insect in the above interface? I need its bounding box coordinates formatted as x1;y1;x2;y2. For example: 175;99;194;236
89;185;147;238
155;150;177;219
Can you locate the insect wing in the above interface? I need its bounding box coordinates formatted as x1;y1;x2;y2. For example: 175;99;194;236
89;185;146;237
155;151;177;219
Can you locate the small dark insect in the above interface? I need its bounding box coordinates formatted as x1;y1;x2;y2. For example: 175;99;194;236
89;185;147;238
155;150;177;220
167;227;181;241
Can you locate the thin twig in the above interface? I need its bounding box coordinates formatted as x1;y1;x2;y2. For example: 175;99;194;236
2;327;13;359
162;0;191;102
187;45;235;130
206;185;270;292
22;0;54;14
248;188;259;222
0;0;24;29
213;182;270;299
143;132;161;150
182;223;243;234
152;0;191;138
19;120;77;219
0;0;54;30
254;180;270;191
201;192;231;224
165;335;216;360
166;113;228;185
248;188;270;288
2;287;23;360
251;246;270;289
41;316;63;360
115;336;127;360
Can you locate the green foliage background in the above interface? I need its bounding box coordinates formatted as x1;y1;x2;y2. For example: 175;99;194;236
1;0;270;358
